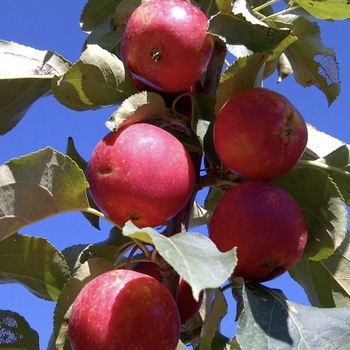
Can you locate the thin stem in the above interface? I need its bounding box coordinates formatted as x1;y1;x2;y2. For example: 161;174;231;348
124;244;141;270
252;0;282;13
83;207;122;229
298;159;350;177
131;238;152;260
260;5;301;21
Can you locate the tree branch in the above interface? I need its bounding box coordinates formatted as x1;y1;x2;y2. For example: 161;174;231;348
202;36;227;98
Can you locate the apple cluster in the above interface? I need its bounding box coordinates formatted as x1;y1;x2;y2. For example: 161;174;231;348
209;88;309;282
69;1;214;349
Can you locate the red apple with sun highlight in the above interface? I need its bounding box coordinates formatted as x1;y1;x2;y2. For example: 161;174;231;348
87;123;195;228
68;269;180;350
209;181;308;283
121;0;214;93
214;88;308;180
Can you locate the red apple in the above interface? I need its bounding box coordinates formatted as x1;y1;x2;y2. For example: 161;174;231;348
214;88;308;180
68;269;180;350
87;123;195;228
120;0;214;93
209;181;308;282
133;262;203;325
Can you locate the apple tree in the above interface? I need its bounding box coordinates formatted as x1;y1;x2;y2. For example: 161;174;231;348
1;0;350;349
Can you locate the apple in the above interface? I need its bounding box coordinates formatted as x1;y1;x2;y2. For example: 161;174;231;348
213;88;308;180
120;0;214;93
133;262;203;325
209;181;308;282
68;269;180;350
87;123;195;228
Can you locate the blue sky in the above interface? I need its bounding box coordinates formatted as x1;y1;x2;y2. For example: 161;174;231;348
1;1;350;349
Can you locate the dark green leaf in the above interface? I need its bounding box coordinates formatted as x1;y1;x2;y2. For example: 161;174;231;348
123;221;237;300
289;258;336;308
0;148;90;241
0;40;71;135
66;137;100;229
290;232;350;308
271;166;348;260
113;0;142;29
0;233;70;301
80;0;122;32
61;244;90;274
237;283;350;349
276;16;340;106
52;45;137;111
323;144;350;205
84;15;122;54
0;310;39;349
208;13;290;53
203;121;223;167
199;0;219;17
216;53;269;112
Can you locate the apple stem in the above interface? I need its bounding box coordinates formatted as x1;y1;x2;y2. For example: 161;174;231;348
82;207;123;228
252;0;282;13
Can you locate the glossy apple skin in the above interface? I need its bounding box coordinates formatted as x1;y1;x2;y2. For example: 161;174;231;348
68;269;180;350
121;0;213;93
214;88;308;180
133;262;203;325
87;123;195;228
209;181;308;282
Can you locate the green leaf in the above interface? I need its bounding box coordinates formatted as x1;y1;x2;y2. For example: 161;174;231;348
0;147;90;241
276;16;340;106
306;123;345;159
53;258;115;350
271;166;348;261
293;0;350;20
176;340;188;350
0;40;71;135
216;0;233;13
189;93;216;123
322;144;350;205
0;310;39;349
113;0;142;28
289;258;336;308
199;289;228;350
208;13;290;53
290;232;350;308
122;221;237;300
61;244;90;274
80;0;121;32
105;91;166;132
66;137;100;229
84;15;122;54
237;283;350;349
61;227;133;274
229;336;242;350
216;53;269;112
52;44;137;111
0;233;70;301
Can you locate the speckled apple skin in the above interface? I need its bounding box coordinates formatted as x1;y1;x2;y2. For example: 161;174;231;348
69;269;181;350
87;123;195;228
